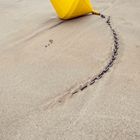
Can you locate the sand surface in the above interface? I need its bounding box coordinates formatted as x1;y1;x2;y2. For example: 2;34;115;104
0;0;140;139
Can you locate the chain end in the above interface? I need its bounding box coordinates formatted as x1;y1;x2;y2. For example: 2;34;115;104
92;10;100;16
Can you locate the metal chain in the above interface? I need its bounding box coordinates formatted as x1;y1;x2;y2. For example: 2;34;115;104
41;14;120;106
69;14;120;95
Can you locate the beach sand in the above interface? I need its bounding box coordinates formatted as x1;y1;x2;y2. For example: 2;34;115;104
0;0;140;139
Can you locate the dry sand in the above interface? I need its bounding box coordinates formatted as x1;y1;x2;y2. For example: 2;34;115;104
0;0;140;139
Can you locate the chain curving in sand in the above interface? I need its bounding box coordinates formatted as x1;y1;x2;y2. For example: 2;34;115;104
40;14;120;110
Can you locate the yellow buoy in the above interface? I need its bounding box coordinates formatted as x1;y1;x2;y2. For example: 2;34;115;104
50;0;100;20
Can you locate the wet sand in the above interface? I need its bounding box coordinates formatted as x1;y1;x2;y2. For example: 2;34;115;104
0;0;140;139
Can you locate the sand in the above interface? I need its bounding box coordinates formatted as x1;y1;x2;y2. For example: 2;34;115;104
0;0;140;139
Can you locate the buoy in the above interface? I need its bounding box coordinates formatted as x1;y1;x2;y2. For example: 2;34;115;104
50;0;100;20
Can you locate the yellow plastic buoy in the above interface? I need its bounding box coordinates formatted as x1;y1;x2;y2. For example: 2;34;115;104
50;0;100;20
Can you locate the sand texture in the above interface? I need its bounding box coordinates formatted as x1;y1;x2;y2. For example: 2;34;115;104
0;0;140;139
